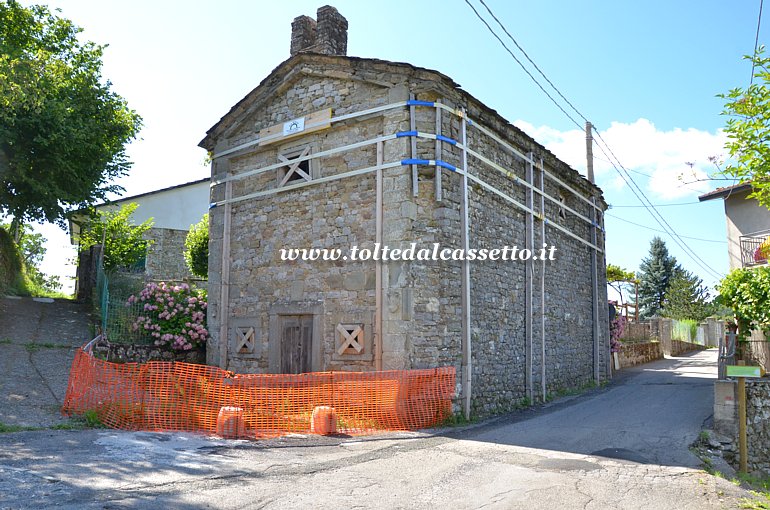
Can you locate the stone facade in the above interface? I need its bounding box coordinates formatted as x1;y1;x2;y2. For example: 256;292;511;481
199;8;611;416
143;227;194;281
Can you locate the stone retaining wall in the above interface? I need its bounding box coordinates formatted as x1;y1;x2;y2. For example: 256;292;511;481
618;342;662;368
93;343;206;365
715;379;770;476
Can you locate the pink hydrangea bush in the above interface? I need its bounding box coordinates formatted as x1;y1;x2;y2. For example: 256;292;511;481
610;315;626;353
127;282;208;351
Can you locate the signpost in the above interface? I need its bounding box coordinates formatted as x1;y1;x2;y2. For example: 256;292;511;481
727;364;764;473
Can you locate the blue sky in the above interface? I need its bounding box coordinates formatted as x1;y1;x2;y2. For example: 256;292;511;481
23;0;765;294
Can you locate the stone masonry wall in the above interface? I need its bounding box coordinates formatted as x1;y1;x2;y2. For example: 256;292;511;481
205;54;609;416
717;379;770;476
618;342;663;368
144;228;194;281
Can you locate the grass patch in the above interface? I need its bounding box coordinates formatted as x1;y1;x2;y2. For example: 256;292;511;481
50;411;105;430
25;342;70;353
0;338;11;345
544;380;601;403
741;489;770;510
0;422;43;433
442;412;479;427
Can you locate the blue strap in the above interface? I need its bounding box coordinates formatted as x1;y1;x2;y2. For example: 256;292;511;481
209;202;218;210
406;99;435;107
396;130;418;138
436;135;458;145
402;158;430;166
435;160;457;172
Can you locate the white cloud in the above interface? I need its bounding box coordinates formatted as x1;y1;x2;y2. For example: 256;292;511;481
513;118;727;200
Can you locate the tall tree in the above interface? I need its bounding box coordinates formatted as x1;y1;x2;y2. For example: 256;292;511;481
0;1;142;232
718;47;770;208
637;237;678;319
661;268;713;321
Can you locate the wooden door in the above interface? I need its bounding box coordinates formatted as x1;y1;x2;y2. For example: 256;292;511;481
280;315;312;374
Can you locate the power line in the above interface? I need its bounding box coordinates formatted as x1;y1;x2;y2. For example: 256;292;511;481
477;0;588;125
464;0;726;280
610;201;700;208
592;133;725;280
751;0;765;86
461;0;583;130
606;213;726;243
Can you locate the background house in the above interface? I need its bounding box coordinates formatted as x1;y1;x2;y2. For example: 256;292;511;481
69;178;210;300
200;6;610;416
700;182;770;370
699;182;770;269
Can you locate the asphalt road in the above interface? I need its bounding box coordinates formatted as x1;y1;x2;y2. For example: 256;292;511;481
0;348;755;509
0;297;92;428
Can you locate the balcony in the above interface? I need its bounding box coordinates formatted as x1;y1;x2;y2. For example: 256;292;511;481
740;229;770;267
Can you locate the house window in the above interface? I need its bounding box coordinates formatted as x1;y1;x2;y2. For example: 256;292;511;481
559;193;567;219
277;146;313;187
336;323;364;355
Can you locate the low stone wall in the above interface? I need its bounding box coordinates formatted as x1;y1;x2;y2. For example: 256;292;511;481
93;343;206;365
669;339;707;356
618;341;662;368
714;379;770;476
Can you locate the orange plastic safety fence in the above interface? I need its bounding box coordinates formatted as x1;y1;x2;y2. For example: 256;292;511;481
62;345;456;438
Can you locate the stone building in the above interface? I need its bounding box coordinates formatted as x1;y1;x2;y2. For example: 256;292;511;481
200;5;610;416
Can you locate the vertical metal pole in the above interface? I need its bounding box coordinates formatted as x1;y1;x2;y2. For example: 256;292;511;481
739;375;748;473
409;94;418;197
586;122;594;184
219;178;233;370
586;122;600;384
539;158;546;401
525;153;534;403
435;102;443;202
460;109;472;419
375;141;384;371
591;197;600;385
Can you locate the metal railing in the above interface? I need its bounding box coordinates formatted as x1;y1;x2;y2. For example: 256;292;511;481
739;229;770;267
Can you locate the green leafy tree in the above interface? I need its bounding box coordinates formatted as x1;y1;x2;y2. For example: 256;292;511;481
718;47;770;208
717;267;770;339
77;203;153;272
606;263;636;307
637;237;679;319
0;1;142;233
661;268;713;321
184;213;208;279
0;222;61;292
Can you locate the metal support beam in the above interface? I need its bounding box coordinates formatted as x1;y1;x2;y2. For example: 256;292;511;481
409;94;418;197
435;102;443;202
525;153;534;403
375;141;384;371
539;158;546;402
218;178;233;370
460;110;472;420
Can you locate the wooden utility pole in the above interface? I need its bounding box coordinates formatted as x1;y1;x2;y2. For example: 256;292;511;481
586;122;594;184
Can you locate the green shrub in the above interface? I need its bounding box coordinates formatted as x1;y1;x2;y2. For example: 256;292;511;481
184;214;208;279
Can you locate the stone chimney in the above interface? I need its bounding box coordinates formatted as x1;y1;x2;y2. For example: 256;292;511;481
289;5;348;56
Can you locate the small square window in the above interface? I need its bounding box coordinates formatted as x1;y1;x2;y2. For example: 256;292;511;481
278;146;313;187
558;193;567;219
336;323;364;355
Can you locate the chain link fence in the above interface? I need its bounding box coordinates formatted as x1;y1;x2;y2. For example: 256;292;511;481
93;260;206;344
